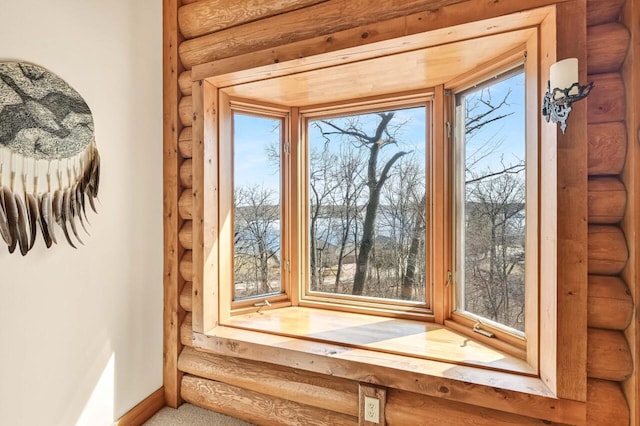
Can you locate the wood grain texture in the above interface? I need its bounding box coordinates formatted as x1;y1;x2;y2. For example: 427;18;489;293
179;220;192;250
433;85;448;324
588;176;626;224
587;328;634;381
554;0;588;401
194;7;550;84
587;0;624;26
587;23;630;74
588;225;629;275
178;0;566;69
163;0;184;408
180;250;193;282
178;126;192;159
181;375;358;426
587;122;626;175
587;72;626;124
179;159;193;188
178;189;192;220
538;9;558;397
385;388;563;426
178;346;359;416
586;379;630;425
191;80;219;333
180;281;193;312
223;307;533;374
181;313;194;347
192;328;585;425
179;0;467;68
588;275;634;330
179;96;192;127
178;70;192;95
178;0;327;39
161;0;632;424
116;387;165;426
620;0;640;423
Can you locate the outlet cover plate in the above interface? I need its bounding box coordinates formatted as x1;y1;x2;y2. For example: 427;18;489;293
359;384;386;426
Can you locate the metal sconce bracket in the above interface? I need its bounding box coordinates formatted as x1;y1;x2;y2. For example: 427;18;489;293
542;80;594;134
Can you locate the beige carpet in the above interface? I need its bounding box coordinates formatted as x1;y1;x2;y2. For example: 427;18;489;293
144;403;255;425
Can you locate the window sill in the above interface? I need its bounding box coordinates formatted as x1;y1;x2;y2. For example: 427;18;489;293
191;307;585;424
224;307;533;374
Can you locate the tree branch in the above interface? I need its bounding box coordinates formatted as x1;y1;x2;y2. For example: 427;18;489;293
378;150;410;188
465;163;525;185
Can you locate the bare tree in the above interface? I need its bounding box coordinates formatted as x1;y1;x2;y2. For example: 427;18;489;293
318;113;410;295
380;156;426;300
330;143;366;292
234;185;280;296
464;172;525;329
308;141;340;290
460;79;527;331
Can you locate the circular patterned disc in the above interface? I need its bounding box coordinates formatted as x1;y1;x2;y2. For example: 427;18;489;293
0;62;94;160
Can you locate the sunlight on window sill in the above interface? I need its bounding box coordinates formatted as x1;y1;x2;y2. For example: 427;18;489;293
219;306;535;376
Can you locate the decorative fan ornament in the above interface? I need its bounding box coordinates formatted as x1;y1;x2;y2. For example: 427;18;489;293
0;62;100;254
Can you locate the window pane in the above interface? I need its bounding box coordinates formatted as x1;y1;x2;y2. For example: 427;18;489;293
233;113;282;300
456;70;526;332
308;107;427;303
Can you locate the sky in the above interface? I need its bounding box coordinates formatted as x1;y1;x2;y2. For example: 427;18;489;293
232;69;526;198
458;71;526;176
233;113;281;193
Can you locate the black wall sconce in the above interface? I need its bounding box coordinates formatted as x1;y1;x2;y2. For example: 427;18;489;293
542;58;594;134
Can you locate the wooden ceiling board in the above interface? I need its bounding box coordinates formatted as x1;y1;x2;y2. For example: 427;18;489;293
220;28;535;106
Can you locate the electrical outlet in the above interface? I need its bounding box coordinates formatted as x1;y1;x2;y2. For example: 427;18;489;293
364;396;380;423
359;384;385;426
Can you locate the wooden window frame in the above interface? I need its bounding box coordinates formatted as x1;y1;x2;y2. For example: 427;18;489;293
296;95;435;319
445;50;539;366
188;4;588;415
218;95;293;317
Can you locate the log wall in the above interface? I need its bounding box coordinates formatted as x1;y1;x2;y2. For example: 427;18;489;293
619;0;639;423
163;0;636;423
585;0;635;423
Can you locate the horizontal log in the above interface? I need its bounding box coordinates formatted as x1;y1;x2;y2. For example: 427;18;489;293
385;388;563;425
587;0;624;26
178;346;359;416
181;0;203;4
192;328;584;424
587;328;633;381
181;375;358;426
180;281;193;312
179;0;471;68
587;23;630;74
588;275;634;330
180;250;193;282
181;312;193;347
178;70;192;95
179;96;192;127
587;73;625;124
178;126;192;159
587;379;629;425
588;225;628;275
179;220;193;250
588;121;626;175
180;158;193;188
178;0;327;39
587;176;626;224
178;189;192;220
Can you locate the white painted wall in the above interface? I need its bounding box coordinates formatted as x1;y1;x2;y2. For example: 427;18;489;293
0;1;163;424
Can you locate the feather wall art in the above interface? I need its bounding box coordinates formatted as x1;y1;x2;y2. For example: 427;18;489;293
0;62;100;254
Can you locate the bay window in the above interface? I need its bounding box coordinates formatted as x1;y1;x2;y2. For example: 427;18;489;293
191;8;587;408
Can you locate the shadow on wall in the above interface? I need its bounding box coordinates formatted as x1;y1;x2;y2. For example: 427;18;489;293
0;0;162;424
